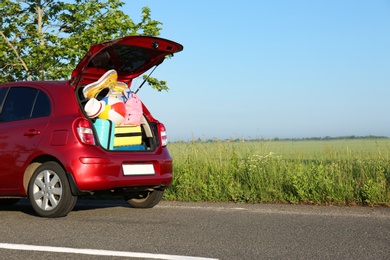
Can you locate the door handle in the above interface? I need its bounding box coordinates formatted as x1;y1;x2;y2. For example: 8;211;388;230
24;129;41;136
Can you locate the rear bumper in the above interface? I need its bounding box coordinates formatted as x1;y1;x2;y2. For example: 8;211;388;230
66;147;173;192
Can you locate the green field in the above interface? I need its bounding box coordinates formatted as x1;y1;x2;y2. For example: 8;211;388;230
164;138;390;206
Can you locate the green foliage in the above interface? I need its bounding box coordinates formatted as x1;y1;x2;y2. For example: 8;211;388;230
142;75;169;92
0;0;169;91
165;139;390;206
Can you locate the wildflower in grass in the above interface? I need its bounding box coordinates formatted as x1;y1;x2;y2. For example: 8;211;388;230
238;152;277;173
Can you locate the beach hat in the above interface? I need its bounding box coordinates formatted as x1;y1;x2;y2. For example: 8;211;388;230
84;98;106;118
112;81;128;93
110;81;129;101
82;69;118;99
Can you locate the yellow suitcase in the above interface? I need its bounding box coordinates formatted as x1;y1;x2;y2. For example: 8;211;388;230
114;125;142;147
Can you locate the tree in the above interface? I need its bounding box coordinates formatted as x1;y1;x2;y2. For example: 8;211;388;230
0;0;170;91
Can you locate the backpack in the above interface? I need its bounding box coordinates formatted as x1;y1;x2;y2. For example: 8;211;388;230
122;92;143;126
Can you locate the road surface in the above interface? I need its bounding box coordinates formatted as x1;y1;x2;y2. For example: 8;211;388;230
0;199;389;259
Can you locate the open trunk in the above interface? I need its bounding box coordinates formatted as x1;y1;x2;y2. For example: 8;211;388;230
70;36;182;152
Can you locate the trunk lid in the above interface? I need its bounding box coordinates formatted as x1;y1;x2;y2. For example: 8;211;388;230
69;36;183;88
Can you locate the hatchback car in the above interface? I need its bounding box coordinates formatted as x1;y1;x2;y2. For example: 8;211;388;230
0;36;183;217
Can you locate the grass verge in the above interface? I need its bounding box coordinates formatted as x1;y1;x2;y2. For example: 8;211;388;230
164;139;390;206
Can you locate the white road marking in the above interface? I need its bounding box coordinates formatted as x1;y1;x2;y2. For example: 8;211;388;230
0;243;218;260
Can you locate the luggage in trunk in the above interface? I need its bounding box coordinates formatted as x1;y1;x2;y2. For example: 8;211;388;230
114;125;142;147
113;145;146;151
94;119;115;150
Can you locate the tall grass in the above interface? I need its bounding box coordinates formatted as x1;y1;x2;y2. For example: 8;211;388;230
164;139;390;206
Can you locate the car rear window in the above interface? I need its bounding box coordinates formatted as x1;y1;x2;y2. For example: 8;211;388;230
89;45;151;73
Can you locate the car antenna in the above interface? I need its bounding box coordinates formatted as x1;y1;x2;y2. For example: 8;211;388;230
134;65;159;94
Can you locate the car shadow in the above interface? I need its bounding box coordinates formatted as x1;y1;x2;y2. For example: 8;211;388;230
0;199;36;216
72;197;130;211
1;197;132;217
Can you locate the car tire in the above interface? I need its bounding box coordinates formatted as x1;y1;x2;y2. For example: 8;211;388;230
28;162;77;218
125;190;164;208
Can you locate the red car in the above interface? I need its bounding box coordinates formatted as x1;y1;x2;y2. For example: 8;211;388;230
0;36;183;217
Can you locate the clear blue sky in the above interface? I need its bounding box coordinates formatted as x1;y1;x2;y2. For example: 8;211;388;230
124;1;390;141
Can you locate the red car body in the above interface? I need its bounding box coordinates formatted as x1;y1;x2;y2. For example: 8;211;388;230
0;36;183;217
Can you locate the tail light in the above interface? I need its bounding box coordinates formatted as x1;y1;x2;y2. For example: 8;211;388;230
74;118;95;145
158;123;168;147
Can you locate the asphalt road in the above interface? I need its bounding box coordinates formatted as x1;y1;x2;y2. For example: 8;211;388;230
0;199;389;260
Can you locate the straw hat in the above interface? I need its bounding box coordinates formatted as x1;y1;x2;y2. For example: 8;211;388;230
83;69;117;99
84;98;106;118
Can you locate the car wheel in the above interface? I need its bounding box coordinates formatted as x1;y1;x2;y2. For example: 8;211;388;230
0;198;20;206
28;162;77;218
125;190;164;208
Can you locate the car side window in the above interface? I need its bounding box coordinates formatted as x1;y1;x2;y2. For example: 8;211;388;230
32;90;51;118
0;87;9;114
0;87;51;123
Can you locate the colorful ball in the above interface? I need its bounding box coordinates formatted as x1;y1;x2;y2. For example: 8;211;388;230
98;96;126;125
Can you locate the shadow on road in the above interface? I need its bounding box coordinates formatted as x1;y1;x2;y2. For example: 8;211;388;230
1;197;132;217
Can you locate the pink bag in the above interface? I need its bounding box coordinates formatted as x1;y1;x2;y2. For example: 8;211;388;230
122;92;143;126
